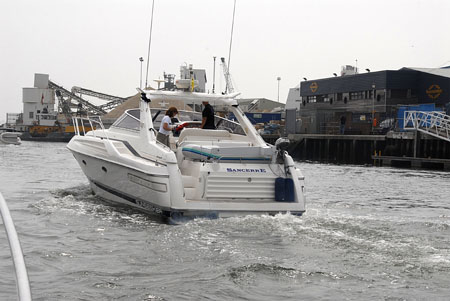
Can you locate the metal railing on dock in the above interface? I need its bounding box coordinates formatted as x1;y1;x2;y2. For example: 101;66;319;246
0;192;32;301
404;110;450;142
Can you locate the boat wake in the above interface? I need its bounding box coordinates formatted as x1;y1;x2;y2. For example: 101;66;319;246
29;185;158;226
227;262;356;285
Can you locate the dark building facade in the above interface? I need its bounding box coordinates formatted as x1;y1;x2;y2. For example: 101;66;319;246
286;67;450;134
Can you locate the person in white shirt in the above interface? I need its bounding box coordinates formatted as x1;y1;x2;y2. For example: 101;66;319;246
157;107;178;147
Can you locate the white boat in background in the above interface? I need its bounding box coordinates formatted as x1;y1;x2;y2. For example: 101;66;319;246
0;130;22;145
67;90;306;220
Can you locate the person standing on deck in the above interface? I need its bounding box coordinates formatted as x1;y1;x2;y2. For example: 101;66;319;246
201;101;216;129
157;107;178;147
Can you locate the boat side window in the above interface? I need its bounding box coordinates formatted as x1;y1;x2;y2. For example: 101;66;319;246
128;109;140;119
112;110;140;131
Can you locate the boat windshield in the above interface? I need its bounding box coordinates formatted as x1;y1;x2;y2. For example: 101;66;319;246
111;109;140;131
112;108;244;135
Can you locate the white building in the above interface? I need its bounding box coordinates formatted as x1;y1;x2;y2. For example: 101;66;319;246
22;74;57;126
285;84;301;111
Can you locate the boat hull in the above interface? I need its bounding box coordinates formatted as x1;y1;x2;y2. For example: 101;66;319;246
70;148;305;219
70;149;172;212
88;177;304;220
19;131;74;142
0;132;22;145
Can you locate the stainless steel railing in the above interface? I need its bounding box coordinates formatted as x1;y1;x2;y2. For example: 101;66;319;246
72;115;108;139
0;192;32;301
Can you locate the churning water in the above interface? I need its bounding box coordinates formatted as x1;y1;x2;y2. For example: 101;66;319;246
1;142;449;300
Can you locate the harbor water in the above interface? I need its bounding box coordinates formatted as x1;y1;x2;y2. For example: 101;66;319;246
1;142;449;300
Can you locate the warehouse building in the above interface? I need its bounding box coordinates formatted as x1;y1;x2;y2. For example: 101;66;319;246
286;66;450;134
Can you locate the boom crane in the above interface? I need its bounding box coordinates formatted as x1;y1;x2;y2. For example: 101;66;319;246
220;57;234;94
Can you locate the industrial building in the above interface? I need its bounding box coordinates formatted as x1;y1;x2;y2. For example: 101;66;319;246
286;66;450;134
237;98;285;112
21;74;58;129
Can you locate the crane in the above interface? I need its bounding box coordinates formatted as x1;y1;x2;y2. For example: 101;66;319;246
220;57;234;94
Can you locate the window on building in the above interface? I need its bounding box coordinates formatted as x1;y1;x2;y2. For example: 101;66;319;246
366;90;376;99
307;96;316;103
337;93;343;101
29;112;33;119
350;91;364;100
317;95;326;103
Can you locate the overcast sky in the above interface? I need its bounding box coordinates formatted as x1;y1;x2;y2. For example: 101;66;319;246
1;0;450;123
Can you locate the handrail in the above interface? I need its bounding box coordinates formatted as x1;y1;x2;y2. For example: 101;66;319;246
0;192;32;301
72;116;108;140
404;110;450;142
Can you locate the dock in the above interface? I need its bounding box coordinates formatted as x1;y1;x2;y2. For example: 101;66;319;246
286;131;450;171
372;155;450;170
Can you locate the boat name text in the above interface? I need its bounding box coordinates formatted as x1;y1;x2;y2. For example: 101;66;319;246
227;168;266;173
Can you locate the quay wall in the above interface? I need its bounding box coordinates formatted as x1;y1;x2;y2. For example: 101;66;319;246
286;132;450;170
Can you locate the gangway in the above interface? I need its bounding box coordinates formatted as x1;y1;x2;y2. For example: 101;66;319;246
49;80;106;115
71;86;127;111
404;110;450;142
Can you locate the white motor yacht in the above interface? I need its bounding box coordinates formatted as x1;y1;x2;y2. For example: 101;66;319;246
67;90;306;219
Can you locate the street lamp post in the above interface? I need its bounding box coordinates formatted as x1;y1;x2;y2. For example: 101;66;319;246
139;57;144;89
277;77;281;102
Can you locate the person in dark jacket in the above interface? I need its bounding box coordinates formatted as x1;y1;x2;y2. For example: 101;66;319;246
340;115;346;134
445;102;450;115
201;101;216;129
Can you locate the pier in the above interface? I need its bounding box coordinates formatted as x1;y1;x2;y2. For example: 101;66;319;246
287;131;450;170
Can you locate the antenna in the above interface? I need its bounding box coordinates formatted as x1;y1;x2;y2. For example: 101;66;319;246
144;0;155;89
212;56;216;94
227;0;237;79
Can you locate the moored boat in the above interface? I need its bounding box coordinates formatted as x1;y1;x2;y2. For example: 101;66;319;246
0;130;22;145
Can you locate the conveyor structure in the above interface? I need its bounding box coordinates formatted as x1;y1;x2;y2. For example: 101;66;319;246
71;86;128;111
49;81;107;115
